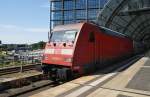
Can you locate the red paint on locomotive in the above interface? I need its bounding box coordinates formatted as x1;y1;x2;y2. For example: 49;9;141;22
42;22;134;80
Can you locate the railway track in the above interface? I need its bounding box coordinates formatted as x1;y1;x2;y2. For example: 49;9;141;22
10;80;58;97
0;64;41;76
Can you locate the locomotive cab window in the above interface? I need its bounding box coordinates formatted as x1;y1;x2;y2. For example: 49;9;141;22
89;32;95;42
50;30;77;42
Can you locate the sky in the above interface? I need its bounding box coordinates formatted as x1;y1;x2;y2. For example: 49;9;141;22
0;0;49;44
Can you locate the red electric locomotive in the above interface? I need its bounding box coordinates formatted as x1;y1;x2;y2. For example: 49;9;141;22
42;22;134;80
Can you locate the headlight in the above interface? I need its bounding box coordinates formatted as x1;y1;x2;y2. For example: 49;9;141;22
64;58;72;62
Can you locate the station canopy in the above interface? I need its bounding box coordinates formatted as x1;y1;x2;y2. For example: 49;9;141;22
97;0;150;46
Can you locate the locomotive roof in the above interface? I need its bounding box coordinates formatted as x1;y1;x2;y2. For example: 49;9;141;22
52;22;131;39
88;22;131;39
99;26;131;39
52;23;84;32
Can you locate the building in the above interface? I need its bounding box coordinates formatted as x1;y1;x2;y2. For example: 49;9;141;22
23;49;44;63
50;0;109;30
0;40;2;51
97;0;150;48
0;40;2;48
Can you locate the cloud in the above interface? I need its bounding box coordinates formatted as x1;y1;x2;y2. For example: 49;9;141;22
25;28;48;33
0;24;18;29
0;24;48;44
40;3;49;8
0;24;48;33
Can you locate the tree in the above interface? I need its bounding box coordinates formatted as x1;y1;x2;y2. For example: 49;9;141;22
31;41;46;50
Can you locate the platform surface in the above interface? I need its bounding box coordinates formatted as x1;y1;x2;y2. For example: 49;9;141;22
30;57;150;97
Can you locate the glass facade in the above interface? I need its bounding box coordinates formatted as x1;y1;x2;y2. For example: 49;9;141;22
50;0;109;29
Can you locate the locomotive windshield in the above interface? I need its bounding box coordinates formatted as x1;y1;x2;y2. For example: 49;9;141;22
50;30;77;42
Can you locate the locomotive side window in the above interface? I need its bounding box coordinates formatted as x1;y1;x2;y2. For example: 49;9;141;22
89;32;95;42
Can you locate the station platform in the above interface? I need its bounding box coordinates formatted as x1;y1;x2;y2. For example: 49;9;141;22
30;56;150;97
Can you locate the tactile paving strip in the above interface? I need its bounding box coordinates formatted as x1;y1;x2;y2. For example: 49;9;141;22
117;94;132;97
126;68;150;91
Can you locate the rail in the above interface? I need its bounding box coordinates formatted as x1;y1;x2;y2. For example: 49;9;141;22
0;64;41;76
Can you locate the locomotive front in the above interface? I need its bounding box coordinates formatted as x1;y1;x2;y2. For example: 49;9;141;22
42;24;81;81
